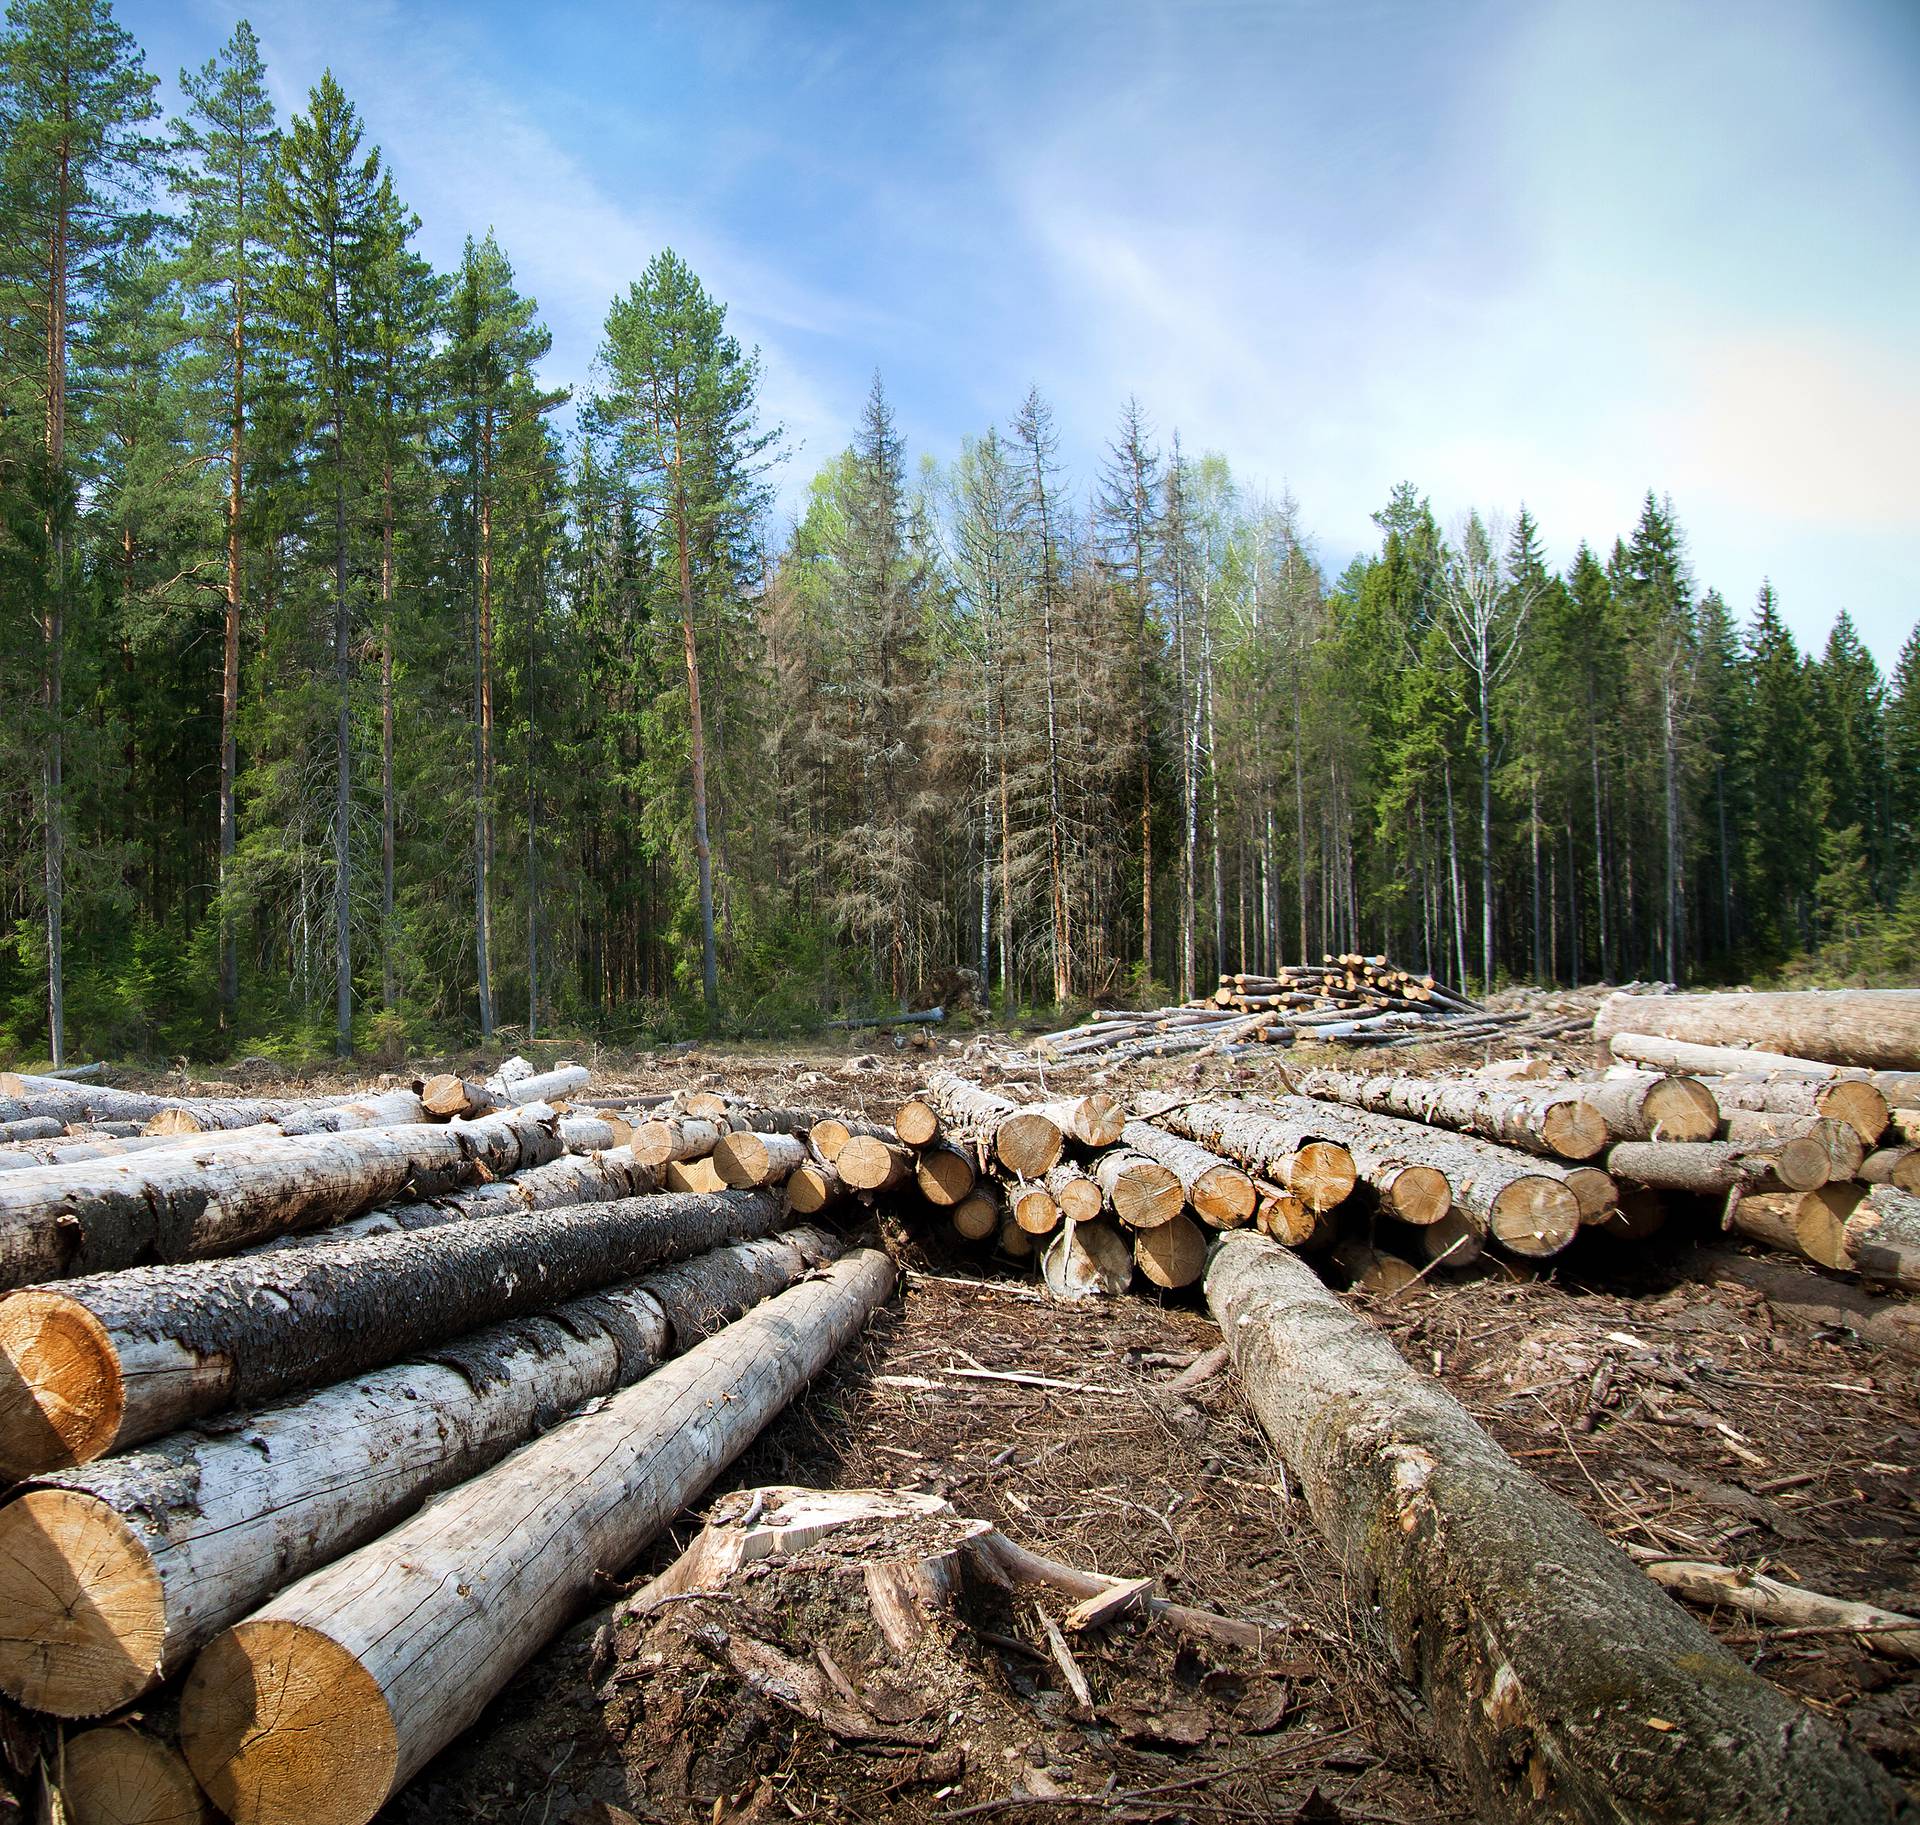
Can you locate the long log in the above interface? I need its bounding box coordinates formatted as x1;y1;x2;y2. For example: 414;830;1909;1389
1149;1100;1356;1213
0;1228;839;1717
1118;1121;1255;1227
1204;1233;1909;1822
1608;1136;1829;1195
630;1115;725;1169
1596;989;1920;1071
1725;1184;1865;1271
1032;1093;1125;1148
0;1105;553;1290
1605;1038;1920;1110
1294;1068;1610;1160
491;1063;589;1105
926;1071;1063;1178
0;1187;788;1480
0;1073;414;1131
145;1087;426;1138
176;1251;897;1825
0;1121;294;1173
420;1073;496;1119
0;1114;63;1142
1703;1074;1888;1146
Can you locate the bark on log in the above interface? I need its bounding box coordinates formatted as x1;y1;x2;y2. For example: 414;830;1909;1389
912;1142;976;1207
1039;1219;1131;1299
0;1229;838;1716
806;1116;891;1163
176;1251;896;1825
1608;1137;1829;1195
145;1088;426;1138
420;1074;496;1119
0;1075;412;1132
1118;1121;1255;1227
926;1071;1063;1178
1595;989;1920;1071
1031;1093;1125;1148
0;1106;553;1291
1205;1232;1909;1823
1609;1032;1920;1103
1150;1100;1357;1213
950;1186;1001;1241
0;1187;788;1480
56;1724;205;1825
1041;1160;1103;1225
1295;1068;1610;1160
836;1135;912;1192
492;1064;589;1106
1725;1185;1865;1272
1132;1211;1206;1288
0;1122;297;1174
1704;1075;1888;1146
1561;1071;1720;1144
1847;1186;1920;1293
0;1115;63;1142
712;1131;806;1188
556;1114;620;1154
1092;1147;1183;1228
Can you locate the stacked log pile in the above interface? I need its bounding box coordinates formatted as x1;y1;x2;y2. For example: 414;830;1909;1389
0;1061;895;1825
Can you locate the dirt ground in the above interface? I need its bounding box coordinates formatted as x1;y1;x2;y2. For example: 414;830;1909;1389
14;1032;1918;1822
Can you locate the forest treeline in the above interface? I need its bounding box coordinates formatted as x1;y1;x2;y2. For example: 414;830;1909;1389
3;3;1916;1063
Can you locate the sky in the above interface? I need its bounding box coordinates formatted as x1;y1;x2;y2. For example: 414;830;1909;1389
121;0;1920;668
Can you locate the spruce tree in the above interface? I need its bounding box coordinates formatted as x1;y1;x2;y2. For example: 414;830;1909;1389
1739;582;1818;957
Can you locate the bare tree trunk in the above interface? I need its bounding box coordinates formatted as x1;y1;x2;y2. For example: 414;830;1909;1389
1529;776;1542;982
1444;755;1467;994
219;264;245;1028
43;154;70;1067
1293;692;1308;967
1477;673;1493;994
674;456;719;1015
380;458;395;1011
1588;676;1610;979
473;416;496;1038
332;393;352;1058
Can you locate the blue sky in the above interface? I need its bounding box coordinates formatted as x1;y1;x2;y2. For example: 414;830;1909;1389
122;0;1919;667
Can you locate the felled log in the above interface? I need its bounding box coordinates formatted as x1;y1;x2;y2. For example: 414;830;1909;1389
785;1159;844;1215
1118;1121;1255;1227
1205;1232;1908;1822
1596;989;1920;1071
836;1135;912;1192
0;1104;554;1291
144;1087;425;1137
1032;1092;1125;1148
1847;1186;1920;1292
1608;1136;1829;1195
557;1113;621;1154
1295;1069;1610;1160
176;1251;896;1825
0;1115;63;1142
55;1724;204;1825
1702;1074;1888;1146
1725;1184;1864;1270
1042;1160;1103;1224
1417;1209;1484;1267
664;1157;726;1194
711;1130;806;1188
1150;1099;1356;1213
950;1186;1001;1241
0;1187;788;1480
421;1073;496;1119
1132;1211;1206;1288
491;1063;590;1105
913;1141;977;1206
0;1073;409;1132
630;1115;725;1169
1862;1146;1920;1193
1719;1111;1864;1181
926;1071;1063;1177
0;1229;837;1717
1330;1237;1420;1296
1039;1219;1131;1299
807;1115;892;1163
1006;1179;1060;1234
1092;1148;1183;1228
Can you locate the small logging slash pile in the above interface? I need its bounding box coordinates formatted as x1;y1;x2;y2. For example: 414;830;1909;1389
0;1063;896;1825
1035;953;1594;1062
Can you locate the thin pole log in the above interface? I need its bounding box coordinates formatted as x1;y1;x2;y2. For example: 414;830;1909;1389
177;1252;897;1825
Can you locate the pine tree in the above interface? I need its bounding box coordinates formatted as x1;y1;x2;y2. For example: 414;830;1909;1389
169;17;274;1025
1812;610;1885;896
592;249;773;1018
0;0;159;1061
262;70;382;1054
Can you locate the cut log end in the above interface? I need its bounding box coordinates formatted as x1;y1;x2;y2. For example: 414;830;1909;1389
893;1099;939;1148
1133;1212;1207;1288
994;1111;1063;1179
0;1289;125;1478
1488;1177;1581;1258
912;1145;975;1207
1819;1080;1891;1147
61;1726;207;1825
712;1131;773;1188
1564;1166;1619;1223
1540;1100;1609;1160
1419;1210;1484;1268
1643;1076;1720;1143
1010;1185;1060;1235
950;1191;999;1242
0;1489;164;1717
181;1618;399;1825
1190;1164;1256;1228
1379;1163;1451;1227
785;1162;840;1216
806;1119;852;1163
1289;1141;1357;1213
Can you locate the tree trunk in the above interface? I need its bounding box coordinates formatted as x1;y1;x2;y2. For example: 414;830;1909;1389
1205;1235;1906;1822
1149;1100;1356;1213
1595;990;1920;1072
1039;1218;1130;1299
493;1064;591;1106
380;457;396;1011
0;1182;787;1481
0;1229;836;1717
1606;1031;1920;1098
1718;1112;1864;1182
1118;1121;1254;1227
630;1116;725;1169
0;1104;552;1292
1724;1184;1865;1273
1041;1160;1103;1224
1295;1068;1612;1160
177;1252;895;1825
